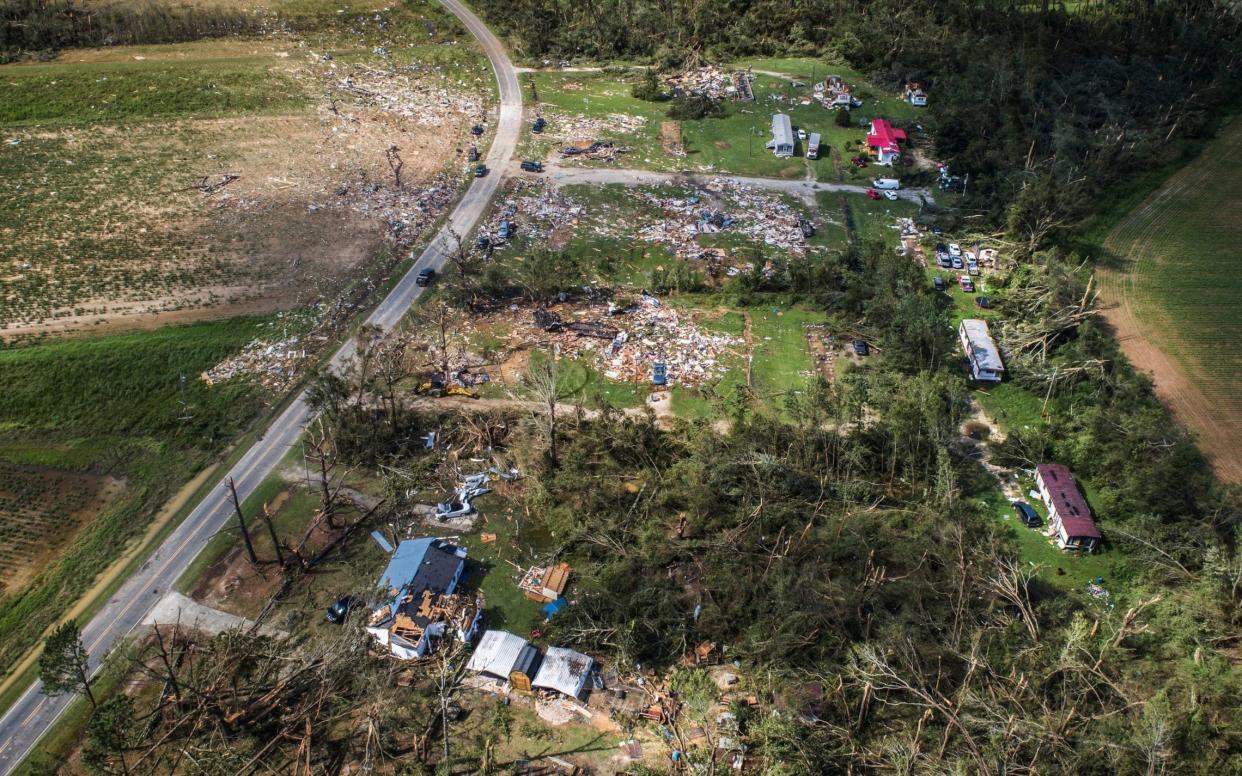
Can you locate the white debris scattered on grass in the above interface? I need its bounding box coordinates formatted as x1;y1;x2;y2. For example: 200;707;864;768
628;178;811;258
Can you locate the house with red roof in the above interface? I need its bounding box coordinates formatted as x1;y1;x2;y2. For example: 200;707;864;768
866;119;907;165
1034;464;1101;552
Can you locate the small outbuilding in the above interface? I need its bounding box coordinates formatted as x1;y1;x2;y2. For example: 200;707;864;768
532;646;593;700
766;113;794;157
467;630;543;691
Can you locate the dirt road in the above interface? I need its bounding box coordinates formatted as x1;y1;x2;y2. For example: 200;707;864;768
544;164;936;206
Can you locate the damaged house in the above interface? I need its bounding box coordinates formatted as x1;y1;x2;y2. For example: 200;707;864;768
366;538;482;660
866;118;907;165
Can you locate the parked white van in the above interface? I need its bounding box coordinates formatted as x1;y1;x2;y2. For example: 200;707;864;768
872;178;900;190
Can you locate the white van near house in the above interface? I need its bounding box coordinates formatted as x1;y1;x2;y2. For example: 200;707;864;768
872;178;900;190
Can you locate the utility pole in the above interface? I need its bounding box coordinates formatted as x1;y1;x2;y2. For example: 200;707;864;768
228;477;258;566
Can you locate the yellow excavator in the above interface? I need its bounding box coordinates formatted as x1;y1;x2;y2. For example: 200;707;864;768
415;375;477;399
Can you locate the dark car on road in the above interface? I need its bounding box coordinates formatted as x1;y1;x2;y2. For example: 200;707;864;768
415;267;436;287
852;339;869;356
1014;502;1042;528
474;164;488;177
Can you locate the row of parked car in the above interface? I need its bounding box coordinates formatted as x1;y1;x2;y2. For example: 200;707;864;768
934;242;981;274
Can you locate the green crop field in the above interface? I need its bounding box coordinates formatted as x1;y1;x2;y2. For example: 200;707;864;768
1098;117;1242;482
0;317;273;676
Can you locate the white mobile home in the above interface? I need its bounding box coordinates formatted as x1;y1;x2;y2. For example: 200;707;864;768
766;113;794;157
958;319;1004;382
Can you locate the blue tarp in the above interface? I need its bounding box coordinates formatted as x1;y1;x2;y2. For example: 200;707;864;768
542;597;568;620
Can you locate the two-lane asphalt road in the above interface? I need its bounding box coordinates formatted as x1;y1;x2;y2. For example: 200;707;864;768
0;2;520;771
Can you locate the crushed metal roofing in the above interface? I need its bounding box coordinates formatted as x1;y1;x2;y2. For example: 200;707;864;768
959;318;1004;373
468;630;528;677
532;646;593;698
1036;464;1100;539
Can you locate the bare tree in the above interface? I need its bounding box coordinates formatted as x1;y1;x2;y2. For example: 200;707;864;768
385;144;404;190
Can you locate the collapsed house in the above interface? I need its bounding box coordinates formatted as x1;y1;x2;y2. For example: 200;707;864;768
866;118;907;165
903;81;928;107
532;646;594;701
466;630;543;692
365;538;482;659
817;75;860;110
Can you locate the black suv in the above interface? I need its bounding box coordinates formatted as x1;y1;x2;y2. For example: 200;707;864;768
415;267;436;287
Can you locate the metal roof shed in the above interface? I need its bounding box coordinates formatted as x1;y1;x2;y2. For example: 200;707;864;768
532;647;593;699
467;630;529;678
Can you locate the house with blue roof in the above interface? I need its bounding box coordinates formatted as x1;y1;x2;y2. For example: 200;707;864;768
365;538;482;659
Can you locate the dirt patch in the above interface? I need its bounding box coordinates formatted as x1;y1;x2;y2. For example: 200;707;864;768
660;121;685;157
712;140;731;150
0;463;125;596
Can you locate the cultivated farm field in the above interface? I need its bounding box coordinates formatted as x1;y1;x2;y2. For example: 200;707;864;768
1098;117;1242;483
0;0;492;340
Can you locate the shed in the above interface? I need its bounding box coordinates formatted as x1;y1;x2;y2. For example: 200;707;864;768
532;647;593;700
766;114;794;157
519;562;572;603
467;630;543;691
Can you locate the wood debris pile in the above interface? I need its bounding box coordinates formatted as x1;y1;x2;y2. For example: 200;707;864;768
483;180;585;243
666;66;736;99
538;296;741;387
628;178;812;258
545;111;647;141
331;66;484;126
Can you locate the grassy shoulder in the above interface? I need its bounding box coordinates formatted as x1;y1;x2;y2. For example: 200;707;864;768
0;317;278;680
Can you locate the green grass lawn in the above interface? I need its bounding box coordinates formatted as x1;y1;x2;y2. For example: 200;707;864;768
530;65;919;179
974;476;1128;594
